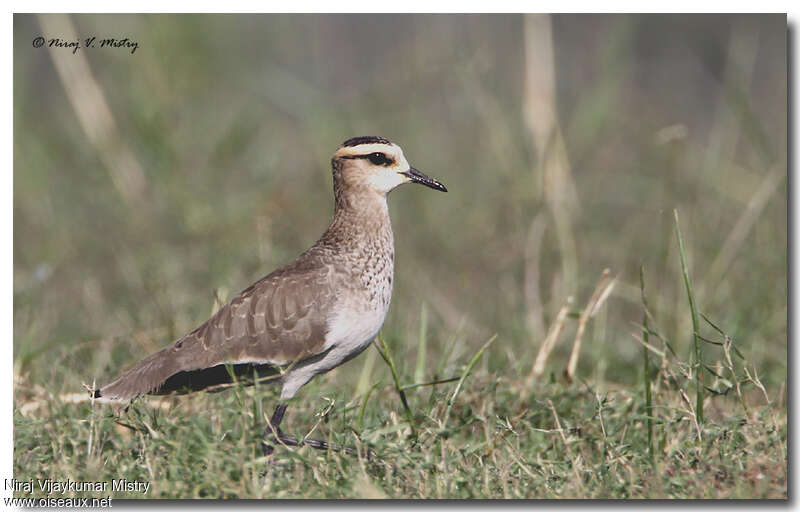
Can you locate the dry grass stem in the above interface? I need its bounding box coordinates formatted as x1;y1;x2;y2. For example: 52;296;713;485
705;165;785;299
523;213;548;341
530;298;572;379
36;14;148;206
565;268;616;380
679;389;702;442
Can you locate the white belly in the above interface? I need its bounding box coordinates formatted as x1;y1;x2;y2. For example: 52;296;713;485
278;289;391;400
324;300;389;355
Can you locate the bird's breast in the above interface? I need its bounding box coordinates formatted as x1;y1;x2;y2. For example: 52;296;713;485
323;237;394;354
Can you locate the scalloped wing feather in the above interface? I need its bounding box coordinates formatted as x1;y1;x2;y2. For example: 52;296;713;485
95;261;337;401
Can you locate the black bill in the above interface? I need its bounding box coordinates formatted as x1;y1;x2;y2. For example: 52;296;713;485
401;167;448;192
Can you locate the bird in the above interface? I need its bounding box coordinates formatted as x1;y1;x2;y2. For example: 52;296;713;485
93;135;447;454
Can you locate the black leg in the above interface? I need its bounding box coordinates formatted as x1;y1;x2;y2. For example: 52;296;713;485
262;403;289;456
270;403;287;430
261;403;375;459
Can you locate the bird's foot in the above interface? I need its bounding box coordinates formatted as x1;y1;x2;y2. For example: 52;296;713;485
262;428;299;456
262;428;374;459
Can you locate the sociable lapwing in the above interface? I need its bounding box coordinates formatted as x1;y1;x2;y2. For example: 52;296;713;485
94;136;447;454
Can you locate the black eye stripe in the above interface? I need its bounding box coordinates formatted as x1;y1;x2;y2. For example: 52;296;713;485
341;152;394;166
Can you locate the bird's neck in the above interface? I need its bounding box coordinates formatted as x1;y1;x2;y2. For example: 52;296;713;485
324;189;394;252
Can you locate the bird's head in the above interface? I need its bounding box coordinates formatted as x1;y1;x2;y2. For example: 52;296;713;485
331;136;447;196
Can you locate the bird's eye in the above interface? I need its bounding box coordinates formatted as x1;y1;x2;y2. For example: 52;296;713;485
367;152;392;166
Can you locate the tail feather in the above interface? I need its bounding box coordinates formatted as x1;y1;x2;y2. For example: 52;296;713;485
95;346;179;402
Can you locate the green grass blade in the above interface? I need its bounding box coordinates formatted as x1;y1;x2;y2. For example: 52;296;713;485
639;264;655;464
400;376;460;391
375;333;417;437
357;382;380;432
674;209;703;425
442;334;498;430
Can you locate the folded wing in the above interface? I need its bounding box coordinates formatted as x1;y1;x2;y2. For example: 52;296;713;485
96;260;337;401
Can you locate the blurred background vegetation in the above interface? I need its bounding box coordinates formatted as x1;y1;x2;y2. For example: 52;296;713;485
14;14;786;404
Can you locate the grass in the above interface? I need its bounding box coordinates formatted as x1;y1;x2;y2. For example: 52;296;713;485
639;264;655;465
12;238;786;498
13;343;786;499
13;14;786;500
674;209;704;425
